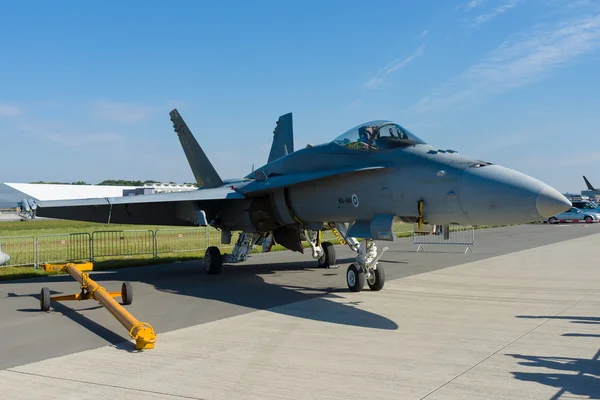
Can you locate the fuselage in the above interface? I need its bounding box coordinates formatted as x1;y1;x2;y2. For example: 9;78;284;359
216;133;570;232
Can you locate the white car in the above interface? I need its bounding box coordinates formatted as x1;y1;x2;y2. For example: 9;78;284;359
545;207;600;224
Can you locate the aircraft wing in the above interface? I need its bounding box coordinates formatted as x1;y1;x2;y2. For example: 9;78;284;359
240;165;393;195
35;186;245;226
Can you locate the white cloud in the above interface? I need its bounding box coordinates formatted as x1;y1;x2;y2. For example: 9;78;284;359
0;103;21;116
464;0;485;11
363;45;425;89
413;13;600;113
44;132;124;147
472;0;520;26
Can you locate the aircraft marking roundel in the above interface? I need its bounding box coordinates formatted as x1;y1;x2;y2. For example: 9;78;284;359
352;194;359;207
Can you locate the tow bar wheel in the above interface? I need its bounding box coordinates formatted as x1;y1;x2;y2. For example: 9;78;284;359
40;287;50;311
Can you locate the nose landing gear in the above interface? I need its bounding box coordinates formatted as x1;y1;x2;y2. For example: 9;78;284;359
345;239;388;292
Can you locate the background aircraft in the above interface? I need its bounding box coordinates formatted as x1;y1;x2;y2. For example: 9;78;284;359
583;176;600;197
35;109;571;292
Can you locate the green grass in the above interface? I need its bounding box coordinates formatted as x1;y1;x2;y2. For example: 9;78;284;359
0;218;512;282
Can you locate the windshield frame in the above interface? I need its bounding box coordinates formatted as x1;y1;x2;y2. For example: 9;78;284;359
332;120;426;151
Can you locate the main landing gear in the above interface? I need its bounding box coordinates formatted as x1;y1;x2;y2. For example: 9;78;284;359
204;232;269;275
302;230;337;268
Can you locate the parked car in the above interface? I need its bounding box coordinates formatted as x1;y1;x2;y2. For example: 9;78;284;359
544;207;600;224
571;200;600;211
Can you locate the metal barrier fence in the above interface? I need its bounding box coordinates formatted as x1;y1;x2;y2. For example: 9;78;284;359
91;230;155;260
413;224;474;253
0;236;36;267
37;233;91;264
155;228;209;257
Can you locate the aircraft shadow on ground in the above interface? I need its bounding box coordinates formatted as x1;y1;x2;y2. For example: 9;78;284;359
506;350;600;400
139;258;399;331
9;257;399;337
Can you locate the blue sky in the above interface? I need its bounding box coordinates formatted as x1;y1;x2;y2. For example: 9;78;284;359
1;0;600;192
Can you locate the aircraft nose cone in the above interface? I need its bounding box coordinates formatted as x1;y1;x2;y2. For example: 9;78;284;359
536;187;571;218
458;164;566;225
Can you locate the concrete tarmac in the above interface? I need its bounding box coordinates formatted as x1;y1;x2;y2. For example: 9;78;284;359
0;224;599;399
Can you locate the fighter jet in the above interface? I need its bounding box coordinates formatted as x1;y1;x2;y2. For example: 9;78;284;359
35;110;571;292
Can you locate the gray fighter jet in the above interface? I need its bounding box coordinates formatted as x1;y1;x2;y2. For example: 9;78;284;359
35;109;571;292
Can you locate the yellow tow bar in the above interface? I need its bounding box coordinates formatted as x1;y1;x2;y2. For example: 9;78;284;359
39;261;157;350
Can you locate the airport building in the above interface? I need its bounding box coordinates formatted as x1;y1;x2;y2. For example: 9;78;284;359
0;182;197;208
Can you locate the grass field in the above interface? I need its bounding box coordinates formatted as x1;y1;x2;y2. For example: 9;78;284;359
0;218;416;281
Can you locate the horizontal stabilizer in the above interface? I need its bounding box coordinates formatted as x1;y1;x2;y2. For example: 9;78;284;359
583;176;596;191
268;113;294;163
170;109;223;188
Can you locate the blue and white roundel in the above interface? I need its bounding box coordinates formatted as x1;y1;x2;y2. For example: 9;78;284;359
352;194;359;207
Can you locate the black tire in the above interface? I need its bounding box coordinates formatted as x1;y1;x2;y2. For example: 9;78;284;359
584;216;593;223
548;217;558;224
121;282;133;305
205;246;223;275
346;263;365;292
40;287;50;311
318;241;336;268
367;265;385;291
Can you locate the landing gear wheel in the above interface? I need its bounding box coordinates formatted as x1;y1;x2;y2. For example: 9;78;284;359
548;217;558;224
346;263;365;292
367;265;385;291
318;241;336;268
205;246;223;275
121;282;133;305
40;287;50;311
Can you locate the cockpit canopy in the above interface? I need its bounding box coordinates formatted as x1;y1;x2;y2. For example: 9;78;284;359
332;120;426;151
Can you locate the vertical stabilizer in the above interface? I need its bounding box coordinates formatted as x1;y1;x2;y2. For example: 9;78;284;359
169;109;223;188
583;176;596;191
268;113;294;163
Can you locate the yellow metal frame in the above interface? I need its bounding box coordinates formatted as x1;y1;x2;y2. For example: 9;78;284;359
417;200;424;231
329;227;347;245
40;262;157;350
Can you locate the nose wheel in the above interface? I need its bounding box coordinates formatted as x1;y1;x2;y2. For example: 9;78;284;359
346;264;365;292
346;239;388;292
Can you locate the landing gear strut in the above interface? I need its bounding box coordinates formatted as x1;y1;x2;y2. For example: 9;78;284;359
345;239;388;292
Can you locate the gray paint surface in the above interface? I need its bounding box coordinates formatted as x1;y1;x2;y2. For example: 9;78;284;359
1;223;598;370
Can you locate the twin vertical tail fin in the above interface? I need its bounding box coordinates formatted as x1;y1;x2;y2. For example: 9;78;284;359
267;113;294;163
169;109;223;189
583;176;596;191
